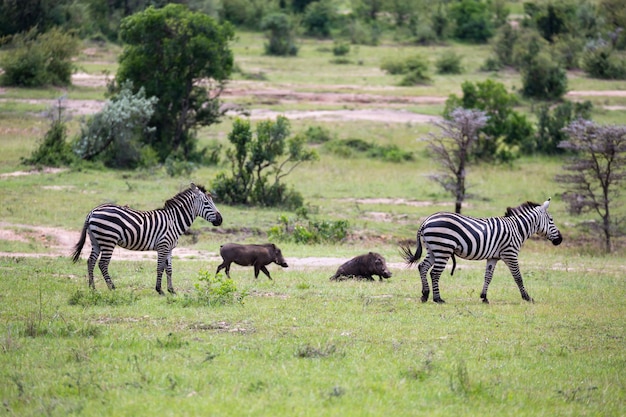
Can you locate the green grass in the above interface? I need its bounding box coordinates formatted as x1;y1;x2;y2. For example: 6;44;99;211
0;256;624;416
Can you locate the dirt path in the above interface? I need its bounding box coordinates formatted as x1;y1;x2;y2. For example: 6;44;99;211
0;221;394;269
2;73;625;121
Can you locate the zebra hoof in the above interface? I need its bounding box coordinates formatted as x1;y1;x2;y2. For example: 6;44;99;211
482;298;490;304
168;289;177;295
156;288;165;296
434;298;446;304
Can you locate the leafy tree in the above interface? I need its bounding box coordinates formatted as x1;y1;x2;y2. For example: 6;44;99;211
261;12;299;56
424;108;489;214
1;27;79;87
505;27;569;99
556;120;626;252
444;79;534;159
291;0;317;13
520;51;568;100
115;4;235;162
534;100;593;154
582;39;626;80
73;81;158;169
449;0;494;43
0;0;72;37
302;0;337;38
491;23;519;67
212;117;318;208
22;97;76;167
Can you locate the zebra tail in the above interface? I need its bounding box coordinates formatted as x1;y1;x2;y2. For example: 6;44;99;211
71;220;88;263
400;236;423;266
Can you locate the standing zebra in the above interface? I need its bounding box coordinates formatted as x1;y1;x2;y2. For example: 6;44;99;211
400;199;562;304
72;183;223;295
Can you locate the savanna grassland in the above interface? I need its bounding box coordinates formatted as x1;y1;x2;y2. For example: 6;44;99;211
0;30;625;416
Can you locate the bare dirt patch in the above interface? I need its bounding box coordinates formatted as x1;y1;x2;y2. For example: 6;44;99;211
0;167;66;178
341;197;454;207
4;73;626;122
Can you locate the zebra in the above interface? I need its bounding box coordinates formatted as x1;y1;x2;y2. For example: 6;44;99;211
71;183;223;295
400;199;562;304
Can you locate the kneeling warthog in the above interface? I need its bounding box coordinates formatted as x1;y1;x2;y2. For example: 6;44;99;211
216;243;288;280
330;252;392;281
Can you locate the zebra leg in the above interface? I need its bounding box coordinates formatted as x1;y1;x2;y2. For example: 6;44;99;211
87;248;99;289
417;253;434;302
155;252;167;295
165;252;175;295
86;231;100;290
503;257;533;303
480;259;499;304
97;250;116;290
430;260;448;303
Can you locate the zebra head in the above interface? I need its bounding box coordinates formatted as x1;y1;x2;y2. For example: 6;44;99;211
191;183;223;226
537;199;562;246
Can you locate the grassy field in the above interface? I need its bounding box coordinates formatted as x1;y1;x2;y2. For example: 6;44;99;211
1;28;625;417
0;255;624;417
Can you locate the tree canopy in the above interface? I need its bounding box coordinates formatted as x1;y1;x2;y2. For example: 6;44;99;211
115;4;235;162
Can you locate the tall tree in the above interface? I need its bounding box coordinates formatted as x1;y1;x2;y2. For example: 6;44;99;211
425;108;489;214
116;4;235;162
556;119;626;252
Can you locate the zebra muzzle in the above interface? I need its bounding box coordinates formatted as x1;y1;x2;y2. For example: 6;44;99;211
212;213;223;226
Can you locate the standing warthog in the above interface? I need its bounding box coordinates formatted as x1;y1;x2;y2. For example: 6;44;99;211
216;243;288;280
330;252;392;281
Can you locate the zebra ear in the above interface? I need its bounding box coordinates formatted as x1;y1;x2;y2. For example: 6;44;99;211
190;183;197;190
542;198;551;210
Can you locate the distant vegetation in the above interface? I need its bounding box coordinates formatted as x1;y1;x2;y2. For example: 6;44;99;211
2;0;626;248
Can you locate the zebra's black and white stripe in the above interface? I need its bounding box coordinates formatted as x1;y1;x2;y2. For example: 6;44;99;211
400;199;562;304
72;183;222;295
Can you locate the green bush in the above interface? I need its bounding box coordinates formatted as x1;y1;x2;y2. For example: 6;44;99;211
1;28;79;87
302;0;336;38
73;81;158;169
174;270;247;307
212;117;316;208
380;57;409;75
332;41;351;56
381;54;431;85
268;214;349;244
303;126;334;144
491;23;518;67
444;79;534;161
449;0;494;43
261;12;298;56
22;98;76;167
436;51;463;74
324;138;413;162
534;100;593;154
520;52;568;100
582;42;626;80
343;19;380;46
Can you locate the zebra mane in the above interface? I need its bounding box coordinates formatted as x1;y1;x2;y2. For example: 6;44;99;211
163;184;207;209
504;201;540;217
